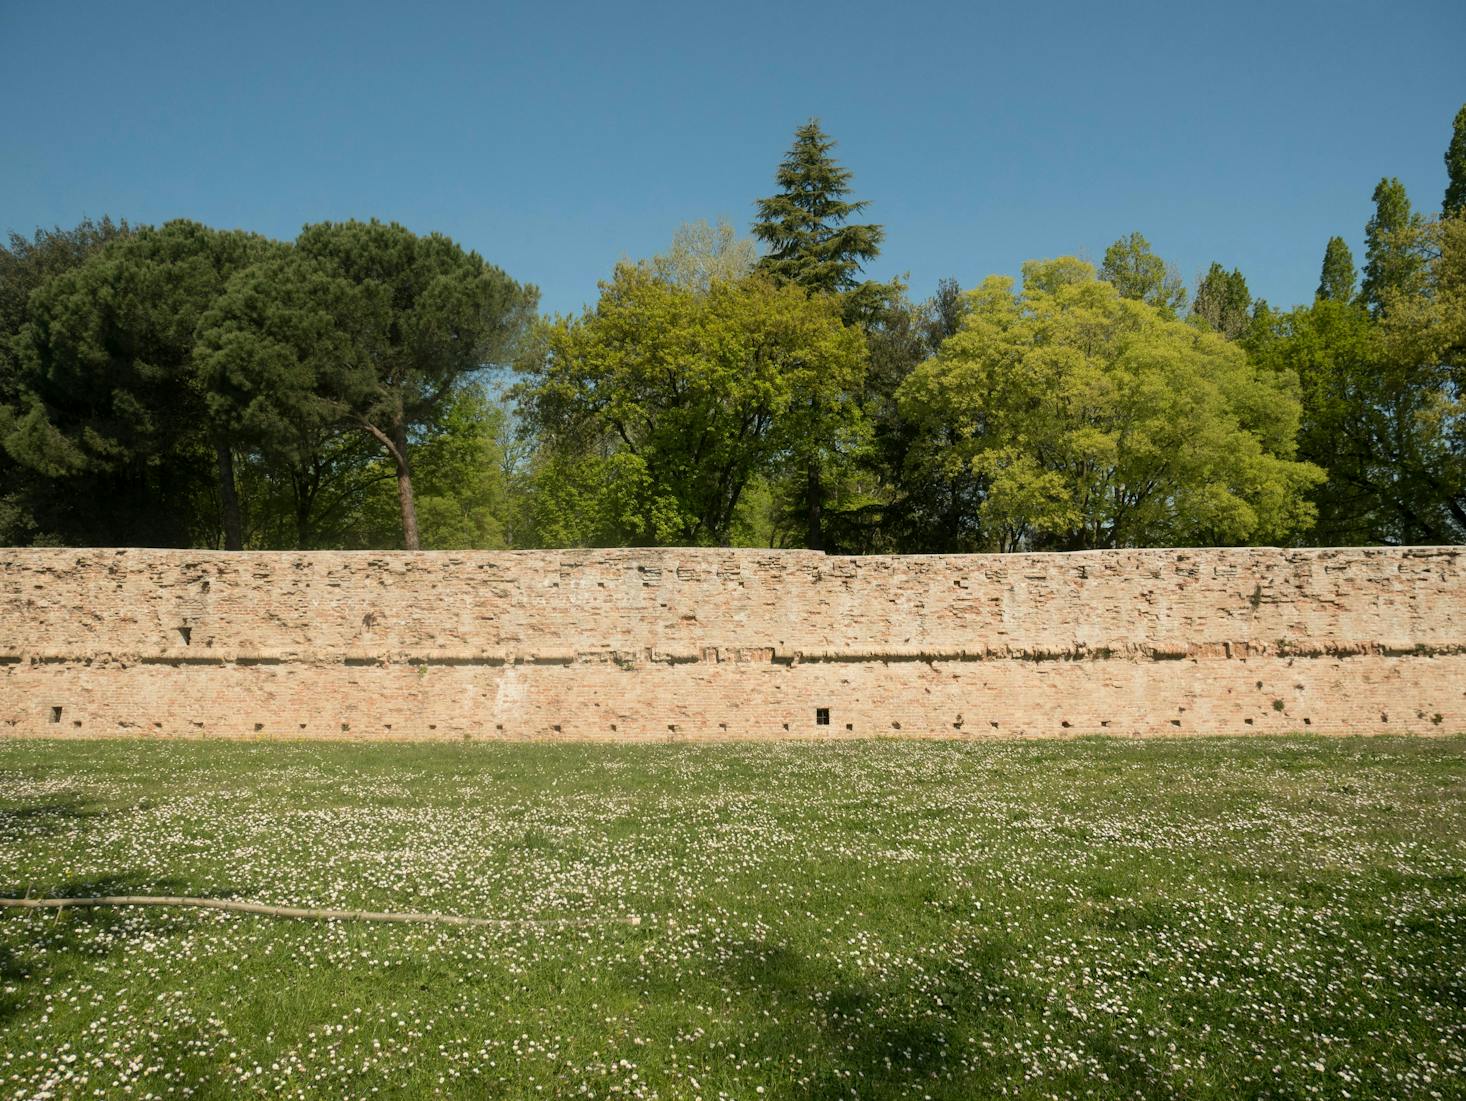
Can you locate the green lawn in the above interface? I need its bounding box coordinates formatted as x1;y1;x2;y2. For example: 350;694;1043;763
1;736;1463;1100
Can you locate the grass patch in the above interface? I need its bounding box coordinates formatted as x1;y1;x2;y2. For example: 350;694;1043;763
1;735;1463;1099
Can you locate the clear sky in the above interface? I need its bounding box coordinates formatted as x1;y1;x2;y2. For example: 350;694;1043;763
3;0;1464;317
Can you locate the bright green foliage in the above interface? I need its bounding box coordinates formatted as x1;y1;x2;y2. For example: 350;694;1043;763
1099;232;1187;318
1190;262;1254;339
1361;177;1427;313
752;120;887;309
1375;214;1466;538
383;386;515;550
1248;216;1466;544
515;265;867;546
897;260;1321;551
1316;236;1357;302
6;221;271;547
1444;104;1466;216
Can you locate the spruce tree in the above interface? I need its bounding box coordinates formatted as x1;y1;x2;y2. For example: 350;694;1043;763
1316;236;1357;302
1445;103;1466;217
752;120;884;296
1361;177;1426;312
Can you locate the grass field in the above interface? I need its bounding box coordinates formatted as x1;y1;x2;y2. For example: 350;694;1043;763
1;735;1463;1100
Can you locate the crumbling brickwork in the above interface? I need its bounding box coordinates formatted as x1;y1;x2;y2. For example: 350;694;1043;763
1;546;1462;740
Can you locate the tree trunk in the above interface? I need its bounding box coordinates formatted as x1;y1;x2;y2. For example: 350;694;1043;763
805;459;823;551
215;440;243;551
392;423;421;551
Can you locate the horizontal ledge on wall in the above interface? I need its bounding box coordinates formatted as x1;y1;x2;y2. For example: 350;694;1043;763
4;640;1465;668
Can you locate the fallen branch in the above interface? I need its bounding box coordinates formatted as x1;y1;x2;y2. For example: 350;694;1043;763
0;895;641;929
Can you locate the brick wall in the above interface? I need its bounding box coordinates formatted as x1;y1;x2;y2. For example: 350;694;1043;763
2;546;1462;739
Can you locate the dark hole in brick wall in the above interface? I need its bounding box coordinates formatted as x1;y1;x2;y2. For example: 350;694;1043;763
49;706;62;724
177;626;191;646
254;722;263;732
815;707;830;726
845;723;853;731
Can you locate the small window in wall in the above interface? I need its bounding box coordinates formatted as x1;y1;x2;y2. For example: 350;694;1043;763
177;626;192;646
49;706;62;724
815;707;830;726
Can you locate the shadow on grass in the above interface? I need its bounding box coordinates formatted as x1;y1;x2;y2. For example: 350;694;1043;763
0;872;206;1026
687;934;1032;1100
0;798;112;845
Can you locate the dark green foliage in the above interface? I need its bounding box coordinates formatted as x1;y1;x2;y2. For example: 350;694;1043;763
752;120;885;299
5;221;270;547
1360;177;1426;313
1444;103;1466;217
202;220;538;549
1190;262;1253;339
1316;236;1357;302
0;217;130;544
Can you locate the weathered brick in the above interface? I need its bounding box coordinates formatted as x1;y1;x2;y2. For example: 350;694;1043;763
0;546;1462;740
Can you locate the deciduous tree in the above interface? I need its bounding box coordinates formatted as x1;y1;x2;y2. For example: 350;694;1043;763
1099;232;1187;318
897;260;1321;551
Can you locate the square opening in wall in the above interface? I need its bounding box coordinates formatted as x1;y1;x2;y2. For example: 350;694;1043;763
815;707;830;726
49;706;62;724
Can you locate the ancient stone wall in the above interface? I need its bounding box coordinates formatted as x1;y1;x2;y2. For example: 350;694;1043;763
1;546;1462;740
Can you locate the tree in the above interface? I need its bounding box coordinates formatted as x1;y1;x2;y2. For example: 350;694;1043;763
514;265;867;547
751;120;889;547
1099;232;1187;317
1316;236;1357;302
288;220;535;550
896;259;1321;551
1361;177;1427;312
752;120;885;301
1190;262;1253;339
6;221;270;547
0;216;130;544
651;218;757;294
1445;103;1466;217
197;248;381;549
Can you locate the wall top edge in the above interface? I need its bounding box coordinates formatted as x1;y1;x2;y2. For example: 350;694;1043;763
0;545;1459;564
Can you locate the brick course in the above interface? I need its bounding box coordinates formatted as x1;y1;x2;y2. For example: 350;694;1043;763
1;546;1462;739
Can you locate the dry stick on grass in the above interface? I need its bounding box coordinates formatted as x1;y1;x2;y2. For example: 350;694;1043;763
0;896;642;928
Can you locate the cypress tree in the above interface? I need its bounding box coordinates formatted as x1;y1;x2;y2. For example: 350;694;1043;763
1316;236;1357;302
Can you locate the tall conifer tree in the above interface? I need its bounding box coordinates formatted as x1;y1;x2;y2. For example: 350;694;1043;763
752;121;884;297
1361;177;1426;312
1444;104;1466;217
1191;262;1253;339
1316;237;1357;302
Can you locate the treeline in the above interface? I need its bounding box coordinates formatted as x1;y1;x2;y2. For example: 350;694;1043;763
3;109;1464;552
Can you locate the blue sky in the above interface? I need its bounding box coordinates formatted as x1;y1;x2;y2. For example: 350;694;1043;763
3;0;1463;317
